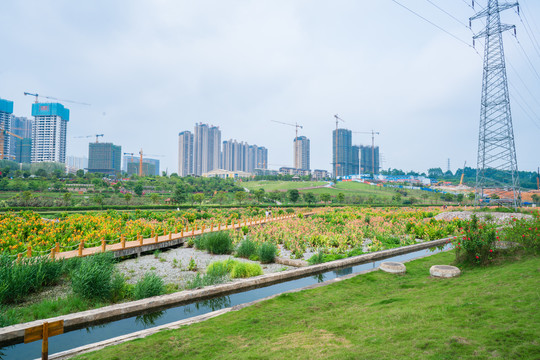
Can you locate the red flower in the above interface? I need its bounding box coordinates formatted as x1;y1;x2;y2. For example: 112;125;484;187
489;249;493;253
476;255;479;259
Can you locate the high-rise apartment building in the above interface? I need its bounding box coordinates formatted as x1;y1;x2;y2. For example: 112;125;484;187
222;140;267;173
294;136;310;170
178;131;193;176
88;142;122;175
332;128;352;177
360;145;380;175
31;102;70;163
351;145;360;175
0;98;14;160
10;116;33;163
193;123;221;175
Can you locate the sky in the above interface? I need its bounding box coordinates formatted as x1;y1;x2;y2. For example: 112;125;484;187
0;0;539;175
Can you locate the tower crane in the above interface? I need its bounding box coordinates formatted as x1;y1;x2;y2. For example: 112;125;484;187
130;149;164;177
271;120;304;169
24;92;91;106
352;129;380;176
459;161;467;186
0;129;23;160
333;115;345;178
74;134;104;143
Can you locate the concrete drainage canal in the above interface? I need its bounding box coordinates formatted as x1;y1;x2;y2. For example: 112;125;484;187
0;239;451;359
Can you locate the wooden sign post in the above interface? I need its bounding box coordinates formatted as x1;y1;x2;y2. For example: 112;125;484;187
24;320;64;360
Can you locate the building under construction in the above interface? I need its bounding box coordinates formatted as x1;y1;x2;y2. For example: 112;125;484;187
88;142;122;175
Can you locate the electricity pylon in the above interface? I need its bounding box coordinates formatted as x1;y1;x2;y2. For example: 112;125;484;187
470;0;521;209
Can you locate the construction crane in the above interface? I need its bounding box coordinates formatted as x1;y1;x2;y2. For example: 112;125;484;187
334;115;345;178
134;149;164;176
352;130;380;176
0;129;23;160
459;161;467;186
74;134;104;143
271;120;304;169
24;92;91;106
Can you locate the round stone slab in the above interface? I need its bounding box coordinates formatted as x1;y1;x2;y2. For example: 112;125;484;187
379;261;406;274
430;265;461;278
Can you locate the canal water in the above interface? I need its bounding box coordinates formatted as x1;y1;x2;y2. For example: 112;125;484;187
0;245;448;359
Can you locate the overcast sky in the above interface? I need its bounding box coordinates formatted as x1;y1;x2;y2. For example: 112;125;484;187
1;0;538;174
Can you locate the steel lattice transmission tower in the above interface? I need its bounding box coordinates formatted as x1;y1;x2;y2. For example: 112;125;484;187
470;0;521;209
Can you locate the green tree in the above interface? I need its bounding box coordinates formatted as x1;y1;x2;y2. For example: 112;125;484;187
214;191;227;205
124;193;132;204
173;187;187;204
320;193;331;204
443;193;454;202
303;192;316;204
134;184;144;196
490;193;500;200
254;189;265;204
93;194;105;209
456;193;464;203
22;191;33;205
235;191;247;204
337;192;345;203
150;193;160;204
532;194;540;205
193;193;205;205
63;192;72;205
76;169;85;178
288;189;300;203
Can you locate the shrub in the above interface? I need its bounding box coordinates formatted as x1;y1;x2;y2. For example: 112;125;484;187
236;238;258;259
241;226;249;235
193;236;207;250
133;273;164;300
230;262;263;278
0;256;65;304
71;252;115;300
258;242;277;264
206;259;238;277
204;231;233;255
308;251;325;265
454;215;496;265
186;273;227;289
502;212;540;253
110;273;129;302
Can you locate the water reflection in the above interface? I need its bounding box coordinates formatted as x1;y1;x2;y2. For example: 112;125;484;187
135;311;165;327
313;274;325;283
195;296;231;312
333;267;353;277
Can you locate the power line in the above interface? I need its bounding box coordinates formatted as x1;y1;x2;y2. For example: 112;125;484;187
509;84;540;131
425;0;471;29
507;59;540;109
390;0;477;50
513;37;540;82
515;9;540;60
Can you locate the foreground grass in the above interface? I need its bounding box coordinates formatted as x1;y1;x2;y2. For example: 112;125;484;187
75;251;540;359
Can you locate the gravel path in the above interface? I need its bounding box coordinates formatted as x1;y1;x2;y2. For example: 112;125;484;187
115;246;292;288
434;211;532;224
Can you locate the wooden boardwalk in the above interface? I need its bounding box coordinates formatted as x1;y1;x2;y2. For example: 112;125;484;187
54;214;296;260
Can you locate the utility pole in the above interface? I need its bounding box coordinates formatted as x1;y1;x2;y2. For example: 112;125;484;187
470;0;520;209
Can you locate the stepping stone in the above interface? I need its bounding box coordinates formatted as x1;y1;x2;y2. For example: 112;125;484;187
430;265;460;278
379;261;406;274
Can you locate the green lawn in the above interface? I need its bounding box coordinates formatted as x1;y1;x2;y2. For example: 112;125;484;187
75;251;540;359
243;180;327;192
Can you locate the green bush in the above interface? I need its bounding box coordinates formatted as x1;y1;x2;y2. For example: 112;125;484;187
258;242;277;264
0;256;65;304
133;273;164;300
454;215;496;265
186;273;227;289
110;273;129;302
206;259;238;277
203;231;233;255
71;252;115;300
193;236;207;250
502;211;540;253
230;262;263;278
308;251;325;265
236;238;258;259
